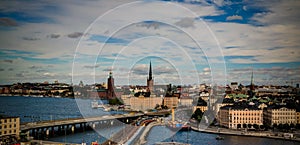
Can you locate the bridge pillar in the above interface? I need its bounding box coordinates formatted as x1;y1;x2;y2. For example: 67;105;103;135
46;128;49;137
72;125;75;134
51;126;54;137
92;122;96;129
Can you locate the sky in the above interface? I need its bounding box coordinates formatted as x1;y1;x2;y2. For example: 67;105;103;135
0;0;299;86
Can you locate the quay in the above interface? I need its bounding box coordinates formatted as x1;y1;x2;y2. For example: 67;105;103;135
191;126;300;142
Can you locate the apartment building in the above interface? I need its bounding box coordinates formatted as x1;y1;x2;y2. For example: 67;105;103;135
218;105;263;129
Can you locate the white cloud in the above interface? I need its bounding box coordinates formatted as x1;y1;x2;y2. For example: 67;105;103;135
226;15;243;21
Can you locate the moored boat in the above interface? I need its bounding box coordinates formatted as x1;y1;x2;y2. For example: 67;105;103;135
215;135;224;140
167;107;191;131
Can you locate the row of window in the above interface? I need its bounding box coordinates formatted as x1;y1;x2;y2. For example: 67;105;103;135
231;113;262;116
273;117;295;120
0;124;17;129
271;112;295;115
0;129;17;135
0;118;18;123
232;117;262;120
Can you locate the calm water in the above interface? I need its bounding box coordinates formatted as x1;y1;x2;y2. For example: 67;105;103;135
146;126;300;145
1;96;299;145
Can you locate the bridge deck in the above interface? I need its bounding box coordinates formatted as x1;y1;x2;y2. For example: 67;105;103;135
21;113;143;131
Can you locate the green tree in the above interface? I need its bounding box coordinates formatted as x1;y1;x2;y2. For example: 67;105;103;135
109;98;123;105
253;124;259;130
191;108;203;122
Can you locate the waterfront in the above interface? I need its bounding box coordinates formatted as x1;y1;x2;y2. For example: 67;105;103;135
1;96;300;145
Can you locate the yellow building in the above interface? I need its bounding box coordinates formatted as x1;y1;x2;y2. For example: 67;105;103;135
0;116;20;139
263;105;296;126
179;97;193;106
193;106;208;113
193;97;208;113
121;95;162;111
163;96;179;109
296;112;300;124
218;105;263;129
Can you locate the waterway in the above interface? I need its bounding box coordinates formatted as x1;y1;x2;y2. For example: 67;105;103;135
0;96;122;122
1;96;299;145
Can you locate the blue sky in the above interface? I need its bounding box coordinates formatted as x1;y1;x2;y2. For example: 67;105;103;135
0;0;299;86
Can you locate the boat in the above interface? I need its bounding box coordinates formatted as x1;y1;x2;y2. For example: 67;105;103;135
215;135;224;140
167;121;191;131
91;100;104;109
167;107;191;131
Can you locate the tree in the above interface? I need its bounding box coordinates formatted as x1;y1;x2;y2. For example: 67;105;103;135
253;124;259;130
277;124;283;130
248;124;252;129
154;104;160;110
283;123;290;132
237;124;241;129
109;98;123;105
273;123;278;129
296;124;300;129
259;125;265;130
191;108;203;122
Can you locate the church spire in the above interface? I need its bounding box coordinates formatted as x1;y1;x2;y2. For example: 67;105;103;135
149;60;152;80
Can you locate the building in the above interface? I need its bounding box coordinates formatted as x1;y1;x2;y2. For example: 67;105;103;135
263;104;296;126
89;71;123;99
126;96;162;111
193;97;208;113
179;97;193;106
163;96;178;109
0;115;20;142
147;61;154;93
218;104;263;129
121;61;162;111
215;98;235;115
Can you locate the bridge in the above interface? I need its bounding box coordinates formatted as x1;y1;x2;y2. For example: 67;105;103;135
21;113;143;139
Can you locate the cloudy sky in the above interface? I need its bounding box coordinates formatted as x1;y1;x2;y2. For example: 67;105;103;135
0;0;299;86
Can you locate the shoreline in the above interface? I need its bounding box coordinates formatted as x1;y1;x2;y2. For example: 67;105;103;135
191;126;300;142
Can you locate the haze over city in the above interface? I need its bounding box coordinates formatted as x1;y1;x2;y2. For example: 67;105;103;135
0;0;299;86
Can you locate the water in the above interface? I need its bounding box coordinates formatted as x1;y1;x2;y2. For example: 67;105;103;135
49;125;125;144
0;96;122;122
146;126;300;145
1;96;299;145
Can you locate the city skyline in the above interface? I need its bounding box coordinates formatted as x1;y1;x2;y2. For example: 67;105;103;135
0;0;299;86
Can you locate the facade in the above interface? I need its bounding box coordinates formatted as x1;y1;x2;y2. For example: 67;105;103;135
179;97;193;106
163;96;179;109
193;105;208;113
107;71;116;99
218;105;263;129
125;96;162;111
263;105;296;126
0;116;20;139
296;111;300;124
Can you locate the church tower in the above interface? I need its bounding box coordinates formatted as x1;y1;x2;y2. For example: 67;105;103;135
147;61;154;94
107;71;115;99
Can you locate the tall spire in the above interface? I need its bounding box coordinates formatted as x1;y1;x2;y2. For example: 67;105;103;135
250;68;254;91
149;60;152;80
